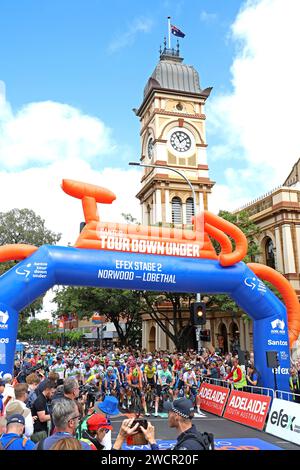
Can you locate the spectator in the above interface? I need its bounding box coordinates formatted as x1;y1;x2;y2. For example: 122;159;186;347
81;413;113;450
8;384;34;437
35;399;91;450
50;436;82;450
25;373;41;410
31;379;56;443
246;365;261;393
2;373;15;408
0;416;6;436
0;414;35;450
289;367;300;403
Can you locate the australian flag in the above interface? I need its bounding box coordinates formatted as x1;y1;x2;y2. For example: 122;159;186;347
171;24;185;38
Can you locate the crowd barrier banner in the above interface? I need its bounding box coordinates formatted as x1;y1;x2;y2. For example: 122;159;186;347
223;390;271;430
265;398;300;446
199;382;230;416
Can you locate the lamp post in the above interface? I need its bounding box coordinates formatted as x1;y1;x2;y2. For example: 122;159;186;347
129;161;203;352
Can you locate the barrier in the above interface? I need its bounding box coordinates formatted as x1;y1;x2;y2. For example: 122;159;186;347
275;389;300;403
0;178;299;393
265;398;300;446
198;381;230;416
223;389;271;430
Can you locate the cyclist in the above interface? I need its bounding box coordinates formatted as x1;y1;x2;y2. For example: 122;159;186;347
183;364;198;402
50;355;66;385
65;361;81;382
143;357;157;413
102;366;118;397
127;363;148;416
154;360;174;416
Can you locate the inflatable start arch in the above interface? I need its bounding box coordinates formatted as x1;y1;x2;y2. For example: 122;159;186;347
0;179;299;392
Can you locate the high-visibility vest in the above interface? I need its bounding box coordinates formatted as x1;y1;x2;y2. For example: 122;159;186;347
233;366;247;389
289;376;300;399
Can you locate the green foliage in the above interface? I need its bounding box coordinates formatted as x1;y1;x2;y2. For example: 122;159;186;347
53;286;142;346
18;319;50;341
0;208;61;320
0;208;61;247
64;330;85;344
208;209;261;314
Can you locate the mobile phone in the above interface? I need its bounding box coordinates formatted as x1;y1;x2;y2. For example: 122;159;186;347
130;419;148;431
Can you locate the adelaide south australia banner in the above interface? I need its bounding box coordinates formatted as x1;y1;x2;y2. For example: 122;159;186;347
223;390;271;430
199;382;230;416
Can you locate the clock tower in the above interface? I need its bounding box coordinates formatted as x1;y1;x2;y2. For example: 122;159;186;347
134;40;215;227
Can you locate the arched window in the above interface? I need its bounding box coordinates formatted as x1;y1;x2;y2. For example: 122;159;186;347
172;197;182;224
186;197;194;224
265;237;275;269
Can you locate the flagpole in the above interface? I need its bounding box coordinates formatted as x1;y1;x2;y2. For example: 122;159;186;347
168;16;171;49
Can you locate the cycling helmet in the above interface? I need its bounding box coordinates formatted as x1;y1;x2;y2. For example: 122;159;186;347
148;357;153;363
143;358;148;364
85;363;91;369
107;366;114;372
119;359;125;364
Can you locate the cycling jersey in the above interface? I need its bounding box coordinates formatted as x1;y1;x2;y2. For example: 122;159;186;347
157;369;173;385
183;371;197;385
127;369;142;387
144;365;156;379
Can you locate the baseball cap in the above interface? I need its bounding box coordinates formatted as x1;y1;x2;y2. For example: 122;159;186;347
2;373;12;383
6;414;25;426
164;398;195;419
87;414;112;431
5;401;30;419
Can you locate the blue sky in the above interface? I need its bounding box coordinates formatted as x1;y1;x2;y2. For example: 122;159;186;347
0;0;241;163
0;0;300;246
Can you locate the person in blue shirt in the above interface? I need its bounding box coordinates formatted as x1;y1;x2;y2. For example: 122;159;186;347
0;414;35;450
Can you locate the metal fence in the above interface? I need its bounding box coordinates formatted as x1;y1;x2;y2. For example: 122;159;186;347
275;389;300;403
201;376;275;397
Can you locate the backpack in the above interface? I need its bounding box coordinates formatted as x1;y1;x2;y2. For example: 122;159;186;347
175;430;214;451
0;436;28;450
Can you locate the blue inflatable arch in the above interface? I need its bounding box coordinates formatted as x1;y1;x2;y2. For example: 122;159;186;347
0;179;298;393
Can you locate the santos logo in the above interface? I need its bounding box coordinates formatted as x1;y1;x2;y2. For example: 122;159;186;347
0;338;9;344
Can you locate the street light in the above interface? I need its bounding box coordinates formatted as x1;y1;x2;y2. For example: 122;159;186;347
129;161;204;351
129;161;196;212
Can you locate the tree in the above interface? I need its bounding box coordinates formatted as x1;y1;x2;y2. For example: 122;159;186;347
0;208;61;319
18;319;50;341
140;291;195;351
53;286;142;346
207;209;261;323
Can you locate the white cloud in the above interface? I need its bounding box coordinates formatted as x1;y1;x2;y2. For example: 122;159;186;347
208;0;300;211
0;92;115;170
108;17;153;53
0;161;141;246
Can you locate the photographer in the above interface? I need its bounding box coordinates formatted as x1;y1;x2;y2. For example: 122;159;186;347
112;417;158;450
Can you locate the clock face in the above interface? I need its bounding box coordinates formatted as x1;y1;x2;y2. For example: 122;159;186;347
147;138;154;158
170;131;191;152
